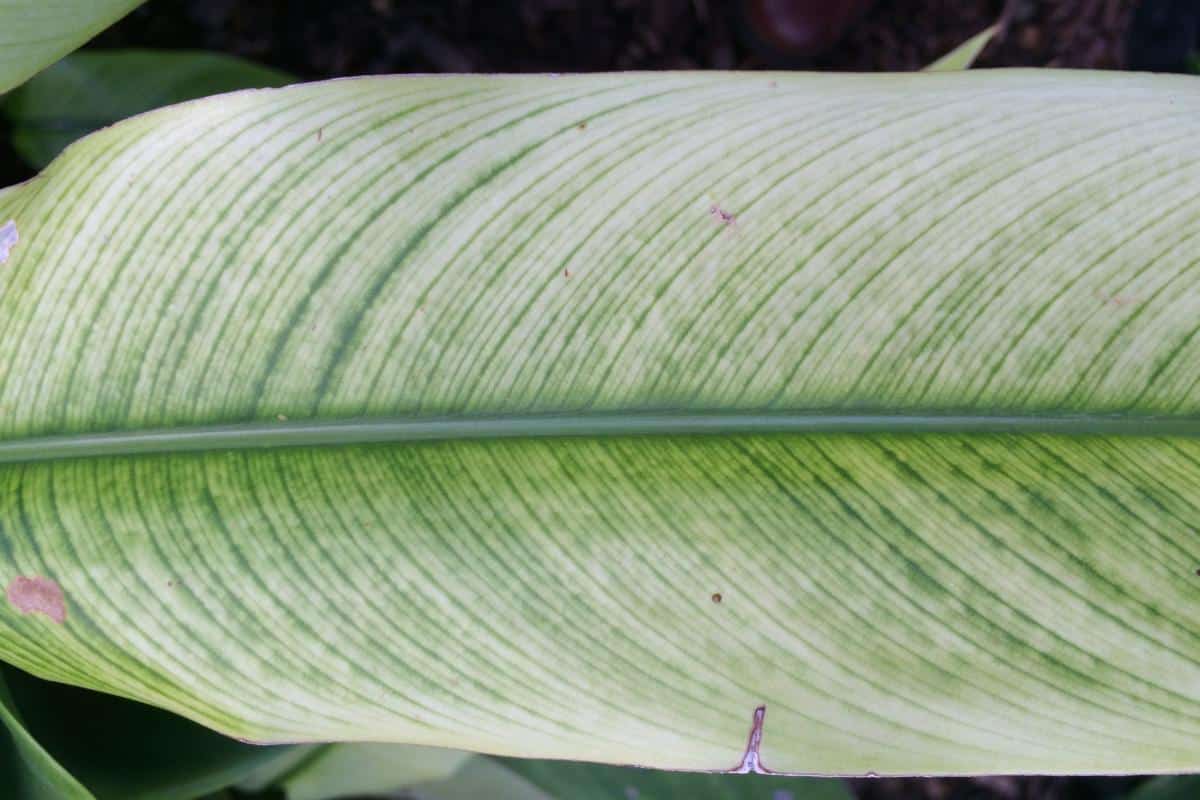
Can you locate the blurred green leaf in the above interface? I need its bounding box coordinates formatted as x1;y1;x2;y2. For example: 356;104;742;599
0;670;92;799
242;743;854;800
494;760;854;800
233;746;324;795
264;743;471;800
3;49;293;168
0;0;143;94
1128;775;1200;800
2;665;300;800
412;757;553;800
413;756;854;800
925;25;998;71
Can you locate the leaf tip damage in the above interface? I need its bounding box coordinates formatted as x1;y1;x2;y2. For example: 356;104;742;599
0;220;18;264
6;575;67;624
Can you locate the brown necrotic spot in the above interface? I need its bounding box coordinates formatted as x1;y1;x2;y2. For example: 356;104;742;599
711;592;723;604
7;576;67;624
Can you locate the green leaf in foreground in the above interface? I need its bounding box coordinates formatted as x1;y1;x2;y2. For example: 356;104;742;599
0;71;1200;777
3;50;294;169
925;25;998;71
0;0;144;94
0;670;91;799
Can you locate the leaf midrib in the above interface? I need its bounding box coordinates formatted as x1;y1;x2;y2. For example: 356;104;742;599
0;412;1193;464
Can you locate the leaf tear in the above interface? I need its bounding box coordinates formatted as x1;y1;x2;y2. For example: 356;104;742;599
6;575;66;624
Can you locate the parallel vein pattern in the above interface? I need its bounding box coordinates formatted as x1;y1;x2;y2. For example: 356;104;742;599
1;73;1200;438
0;72;1199;774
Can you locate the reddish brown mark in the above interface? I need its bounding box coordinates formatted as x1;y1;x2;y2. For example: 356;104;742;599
564;268;572;279
6;576;67;624
710;205;737;226
711;592;723;604
317;127;324;142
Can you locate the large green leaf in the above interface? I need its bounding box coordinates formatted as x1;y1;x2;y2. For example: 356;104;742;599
0;0;144;94
4;50;294;169
1;71;1200;776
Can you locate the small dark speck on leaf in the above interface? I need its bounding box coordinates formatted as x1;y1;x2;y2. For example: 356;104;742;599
563;268;572;279
578;121;588;131
711;592;722;604
1195;568;1199;576
317;127;324;142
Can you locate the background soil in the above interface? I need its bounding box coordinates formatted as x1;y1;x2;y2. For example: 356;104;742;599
2;2;1194;798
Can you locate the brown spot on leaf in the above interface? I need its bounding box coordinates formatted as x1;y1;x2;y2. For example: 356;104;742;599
563;268;572;279
578;121;588;131
711;592;722;604
7;576;66;624
317;127;324;142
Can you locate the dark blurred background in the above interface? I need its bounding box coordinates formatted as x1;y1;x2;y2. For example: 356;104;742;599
4;0;1199;186
3;2;1199;798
